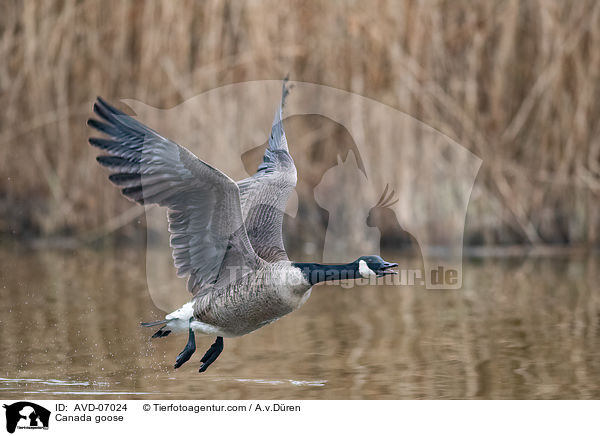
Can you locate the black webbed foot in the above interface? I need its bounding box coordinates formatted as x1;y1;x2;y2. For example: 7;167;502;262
174;319;196;369
152;328;171;338
199;336;223;373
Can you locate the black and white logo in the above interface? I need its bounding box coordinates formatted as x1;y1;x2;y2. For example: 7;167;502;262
2;402;50;433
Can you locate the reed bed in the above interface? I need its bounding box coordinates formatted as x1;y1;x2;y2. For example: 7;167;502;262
1;0;599;247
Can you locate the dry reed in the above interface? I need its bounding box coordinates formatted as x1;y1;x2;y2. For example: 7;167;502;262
1;0;599;247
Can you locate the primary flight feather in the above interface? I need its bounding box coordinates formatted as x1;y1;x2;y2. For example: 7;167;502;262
88;80;397;373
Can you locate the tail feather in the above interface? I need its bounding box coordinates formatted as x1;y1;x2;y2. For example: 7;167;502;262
141;319;167;327
141;319;171;339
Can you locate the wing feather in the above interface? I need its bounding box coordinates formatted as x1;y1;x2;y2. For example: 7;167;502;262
237;80;297;262
88;97;262;293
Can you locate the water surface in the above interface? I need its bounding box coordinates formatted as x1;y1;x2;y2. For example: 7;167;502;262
0;247;599;399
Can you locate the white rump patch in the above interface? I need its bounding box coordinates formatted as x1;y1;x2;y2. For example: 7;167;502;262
166;301;194;320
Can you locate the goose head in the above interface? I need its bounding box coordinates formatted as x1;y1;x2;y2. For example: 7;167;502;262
355;255;398;278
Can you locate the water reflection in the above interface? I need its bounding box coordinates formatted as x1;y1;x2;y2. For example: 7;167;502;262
0;247;598;399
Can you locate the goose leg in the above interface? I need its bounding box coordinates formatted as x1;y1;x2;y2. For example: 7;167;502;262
174;318;196;369
199;337;224;373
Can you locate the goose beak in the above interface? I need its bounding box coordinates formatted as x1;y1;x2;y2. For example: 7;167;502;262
378;262;398;276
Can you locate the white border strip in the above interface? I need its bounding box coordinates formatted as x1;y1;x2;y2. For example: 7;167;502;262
0;400;597;436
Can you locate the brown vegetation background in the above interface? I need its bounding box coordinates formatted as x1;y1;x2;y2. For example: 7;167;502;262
1;0;599;247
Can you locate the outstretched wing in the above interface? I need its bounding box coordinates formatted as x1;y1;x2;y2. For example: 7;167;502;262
88;97;262;294
237;80;297;262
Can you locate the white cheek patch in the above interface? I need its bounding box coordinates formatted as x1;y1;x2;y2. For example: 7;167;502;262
358;260;376;278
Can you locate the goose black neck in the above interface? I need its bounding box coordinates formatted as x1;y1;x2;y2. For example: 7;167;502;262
292;262;359;286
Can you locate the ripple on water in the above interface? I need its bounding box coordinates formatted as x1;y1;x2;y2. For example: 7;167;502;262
234;379;328;387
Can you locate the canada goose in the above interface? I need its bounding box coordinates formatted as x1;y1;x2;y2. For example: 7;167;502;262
88;80;398;373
